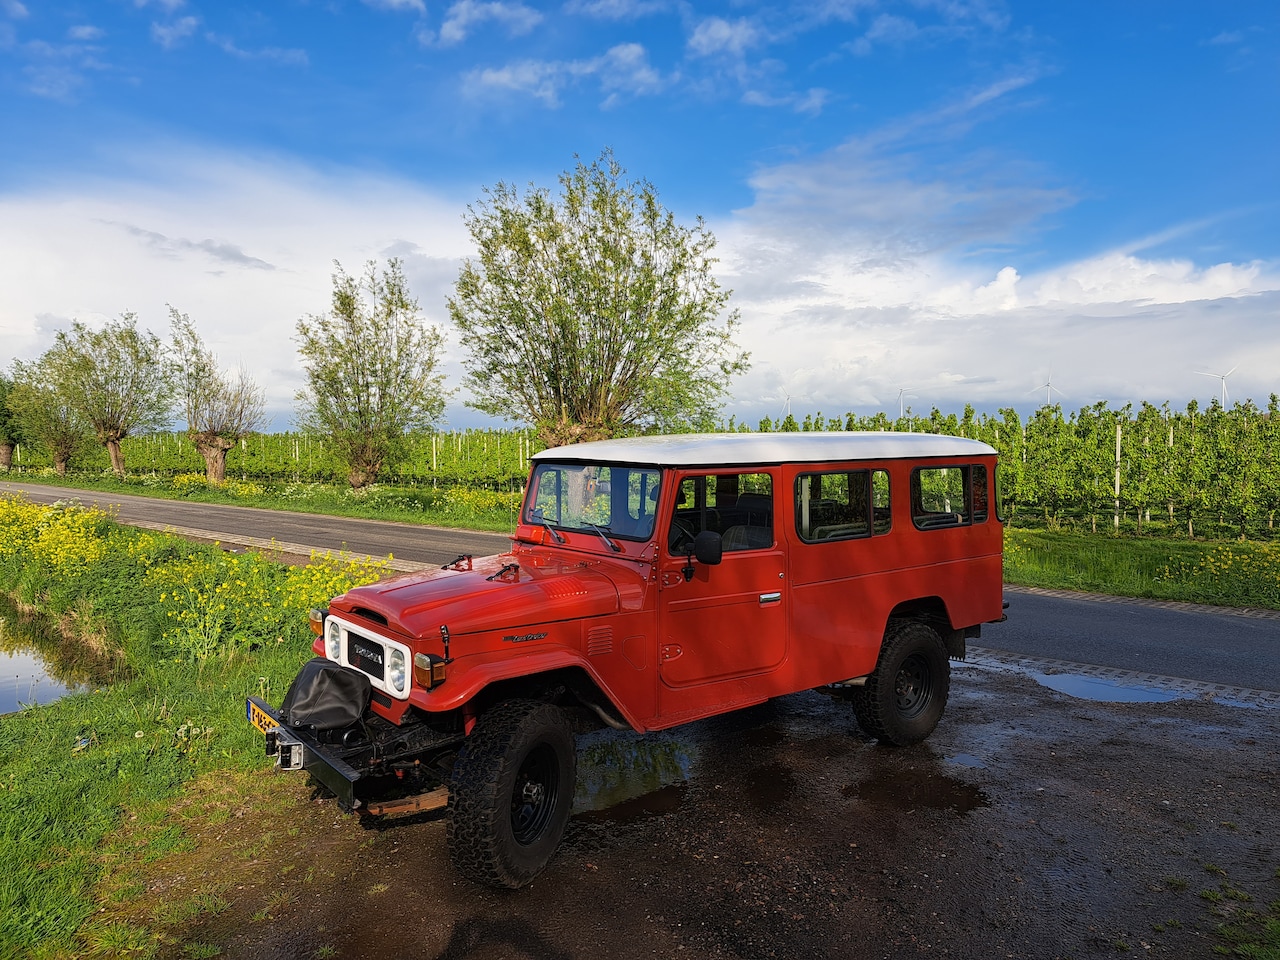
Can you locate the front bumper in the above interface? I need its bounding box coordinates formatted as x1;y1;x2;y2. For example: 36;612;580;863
246;696;365;810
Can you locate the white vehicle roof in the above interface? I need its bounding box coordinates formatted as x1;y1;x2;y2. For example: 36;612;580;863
533;432;996;468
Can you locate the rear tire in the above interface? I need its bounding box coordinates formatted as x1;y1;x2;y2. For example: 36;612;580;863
852;621;950;746
447;700;576;888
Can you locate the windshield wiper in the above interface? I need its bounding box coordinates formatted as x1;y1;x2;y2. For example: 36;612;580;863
541;521;567;544
584;522;622;553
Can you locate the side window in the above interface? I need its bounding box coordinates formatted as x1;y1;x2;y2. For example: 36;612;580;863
669;472;773;554
796;470;893;543
994;463;1009;522
872;469;892;534
912;466;970;529
972;464;989;523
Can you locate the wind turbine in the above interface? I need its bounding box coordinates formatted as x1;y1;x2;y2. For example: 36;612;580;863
1195;366;1237;405
896;387;917;419
1030;370;1065;406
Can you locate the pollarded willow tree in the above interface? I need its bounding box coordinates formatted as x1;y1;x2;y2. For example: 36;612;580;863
169;306;267;483
449;149;750;448
8;358;92;476
42;314;173;477
295;258;449;488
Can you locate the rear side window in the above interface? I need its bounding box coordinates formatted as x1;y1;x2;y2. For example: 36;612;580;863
795;470;891;542
911;465;988;529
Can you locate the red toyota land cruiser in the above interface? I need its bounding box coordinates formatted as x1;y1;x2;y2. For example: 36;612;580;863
247;432;1005;887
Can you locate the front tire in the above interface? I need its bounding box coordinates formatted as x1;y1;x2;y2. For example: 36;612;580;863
852;621;950;746
447;700;576;888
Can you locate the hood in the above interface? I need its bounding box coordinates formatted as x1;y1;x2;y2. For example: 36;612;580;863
331;554;621;638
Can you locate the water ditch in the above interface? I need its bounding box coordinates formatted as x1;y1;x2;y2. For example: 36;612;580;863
0;596;92;714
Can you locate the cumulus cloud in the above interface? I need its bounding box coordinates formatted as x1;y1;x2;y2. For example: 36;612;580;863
2;0;28;17
466;42;663;106
151;16;199;49
688;16;761;58
0;150;473;429
710;82;1280;423
433;0;542;45
68;24;104;41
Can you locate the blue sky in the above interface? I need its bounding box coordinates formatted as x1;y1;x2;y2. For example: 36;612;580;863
1;0;1277;430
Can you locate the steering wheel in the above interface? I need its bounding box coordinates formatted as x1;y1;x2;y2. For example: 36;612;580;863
668;518;697;553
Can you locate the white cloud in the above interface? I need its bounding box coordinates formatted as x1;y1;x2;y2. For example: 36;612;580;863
466;42;663;106
151;16;199;49
742;86;829;115
688;17;760;58
0;150;474;429
68;25;104;41
709;86;1280;423
2;0;28;18
23;64;83;100
362;0;426;12
134;0;185;9
434;0;542;46
564;0;669;20
206;33;309;66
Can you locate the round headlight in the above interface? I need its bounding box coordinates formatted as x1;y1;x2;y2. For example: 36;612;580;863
388;648;406;693
325;619;341;660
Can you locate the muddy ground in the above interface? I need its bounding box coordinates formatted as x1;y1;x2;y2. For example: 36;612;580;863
138;659;1280;960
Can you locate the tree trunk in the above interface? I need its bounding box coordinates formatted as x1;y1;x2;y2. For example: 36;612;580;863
194;435;234;484
0;443;12;471
105;439;126;478
54;456;68;477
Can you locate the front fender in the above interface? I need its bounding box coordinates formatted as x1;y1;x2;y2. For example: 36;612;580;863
410;648;646;732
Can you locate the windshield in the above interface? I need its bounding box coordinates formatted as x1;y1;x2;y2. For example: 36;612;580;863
525;463;662;542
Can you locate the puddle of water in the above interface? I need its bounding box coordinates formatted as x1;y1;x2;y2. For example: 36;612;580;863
573;731;694;822
945;753;988;770
1031;672;1184;704
0;608;90;714
844;763;990;813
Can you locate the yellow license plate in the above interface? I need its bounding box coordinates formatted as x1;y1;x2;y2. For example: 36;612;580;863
247;699;280;734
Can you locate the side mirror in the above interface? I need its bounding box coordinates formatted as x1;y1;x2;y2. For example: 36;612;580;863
693;530;723;566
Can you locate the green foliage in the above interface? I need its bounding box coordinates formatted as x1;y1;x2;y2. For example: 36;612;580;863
169;305;266;483
1003;529;1280;608
295;258;449;488
40;313;174;477
0;495;390;955
0;371;25;449
450;148;750;447
8;356;94;474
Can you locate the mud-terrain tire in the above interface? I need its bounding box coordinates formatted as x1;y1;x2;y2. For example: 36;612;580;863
851;620;950;746
447;699;576;888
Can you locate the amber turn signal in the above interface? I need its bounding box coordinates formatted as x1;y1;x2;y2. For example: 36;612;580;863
307;607;326;636
413;652;448;690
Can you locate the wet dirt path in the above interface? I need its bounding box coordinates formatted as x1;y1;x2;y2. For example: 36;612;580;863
160;662;1279;960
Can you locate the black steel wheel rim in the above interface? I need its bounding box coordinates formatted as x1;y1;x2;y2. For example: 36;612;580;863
510;743;560;845
894;653;934;719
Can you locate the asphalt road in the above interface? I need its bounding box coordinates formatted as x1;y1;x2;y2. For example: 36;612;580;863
988;588;1280;692
6;479;1278;693
0;480;512;567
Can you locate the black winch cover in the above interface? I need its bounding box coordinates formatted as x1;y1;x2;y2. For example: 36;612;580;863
280;657;372;730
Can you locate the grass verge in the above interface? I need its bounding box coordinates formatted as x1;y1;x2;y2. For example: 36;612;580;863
1004;529;1280;609
0;494;387;959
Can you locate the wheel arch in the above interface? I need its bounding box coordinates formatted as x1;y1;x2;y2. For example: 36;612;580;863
886;596;968;660
465;665;637;732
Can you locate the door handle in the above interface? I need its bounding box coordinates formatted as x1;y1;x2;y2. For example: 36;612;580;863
759;592;782;604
